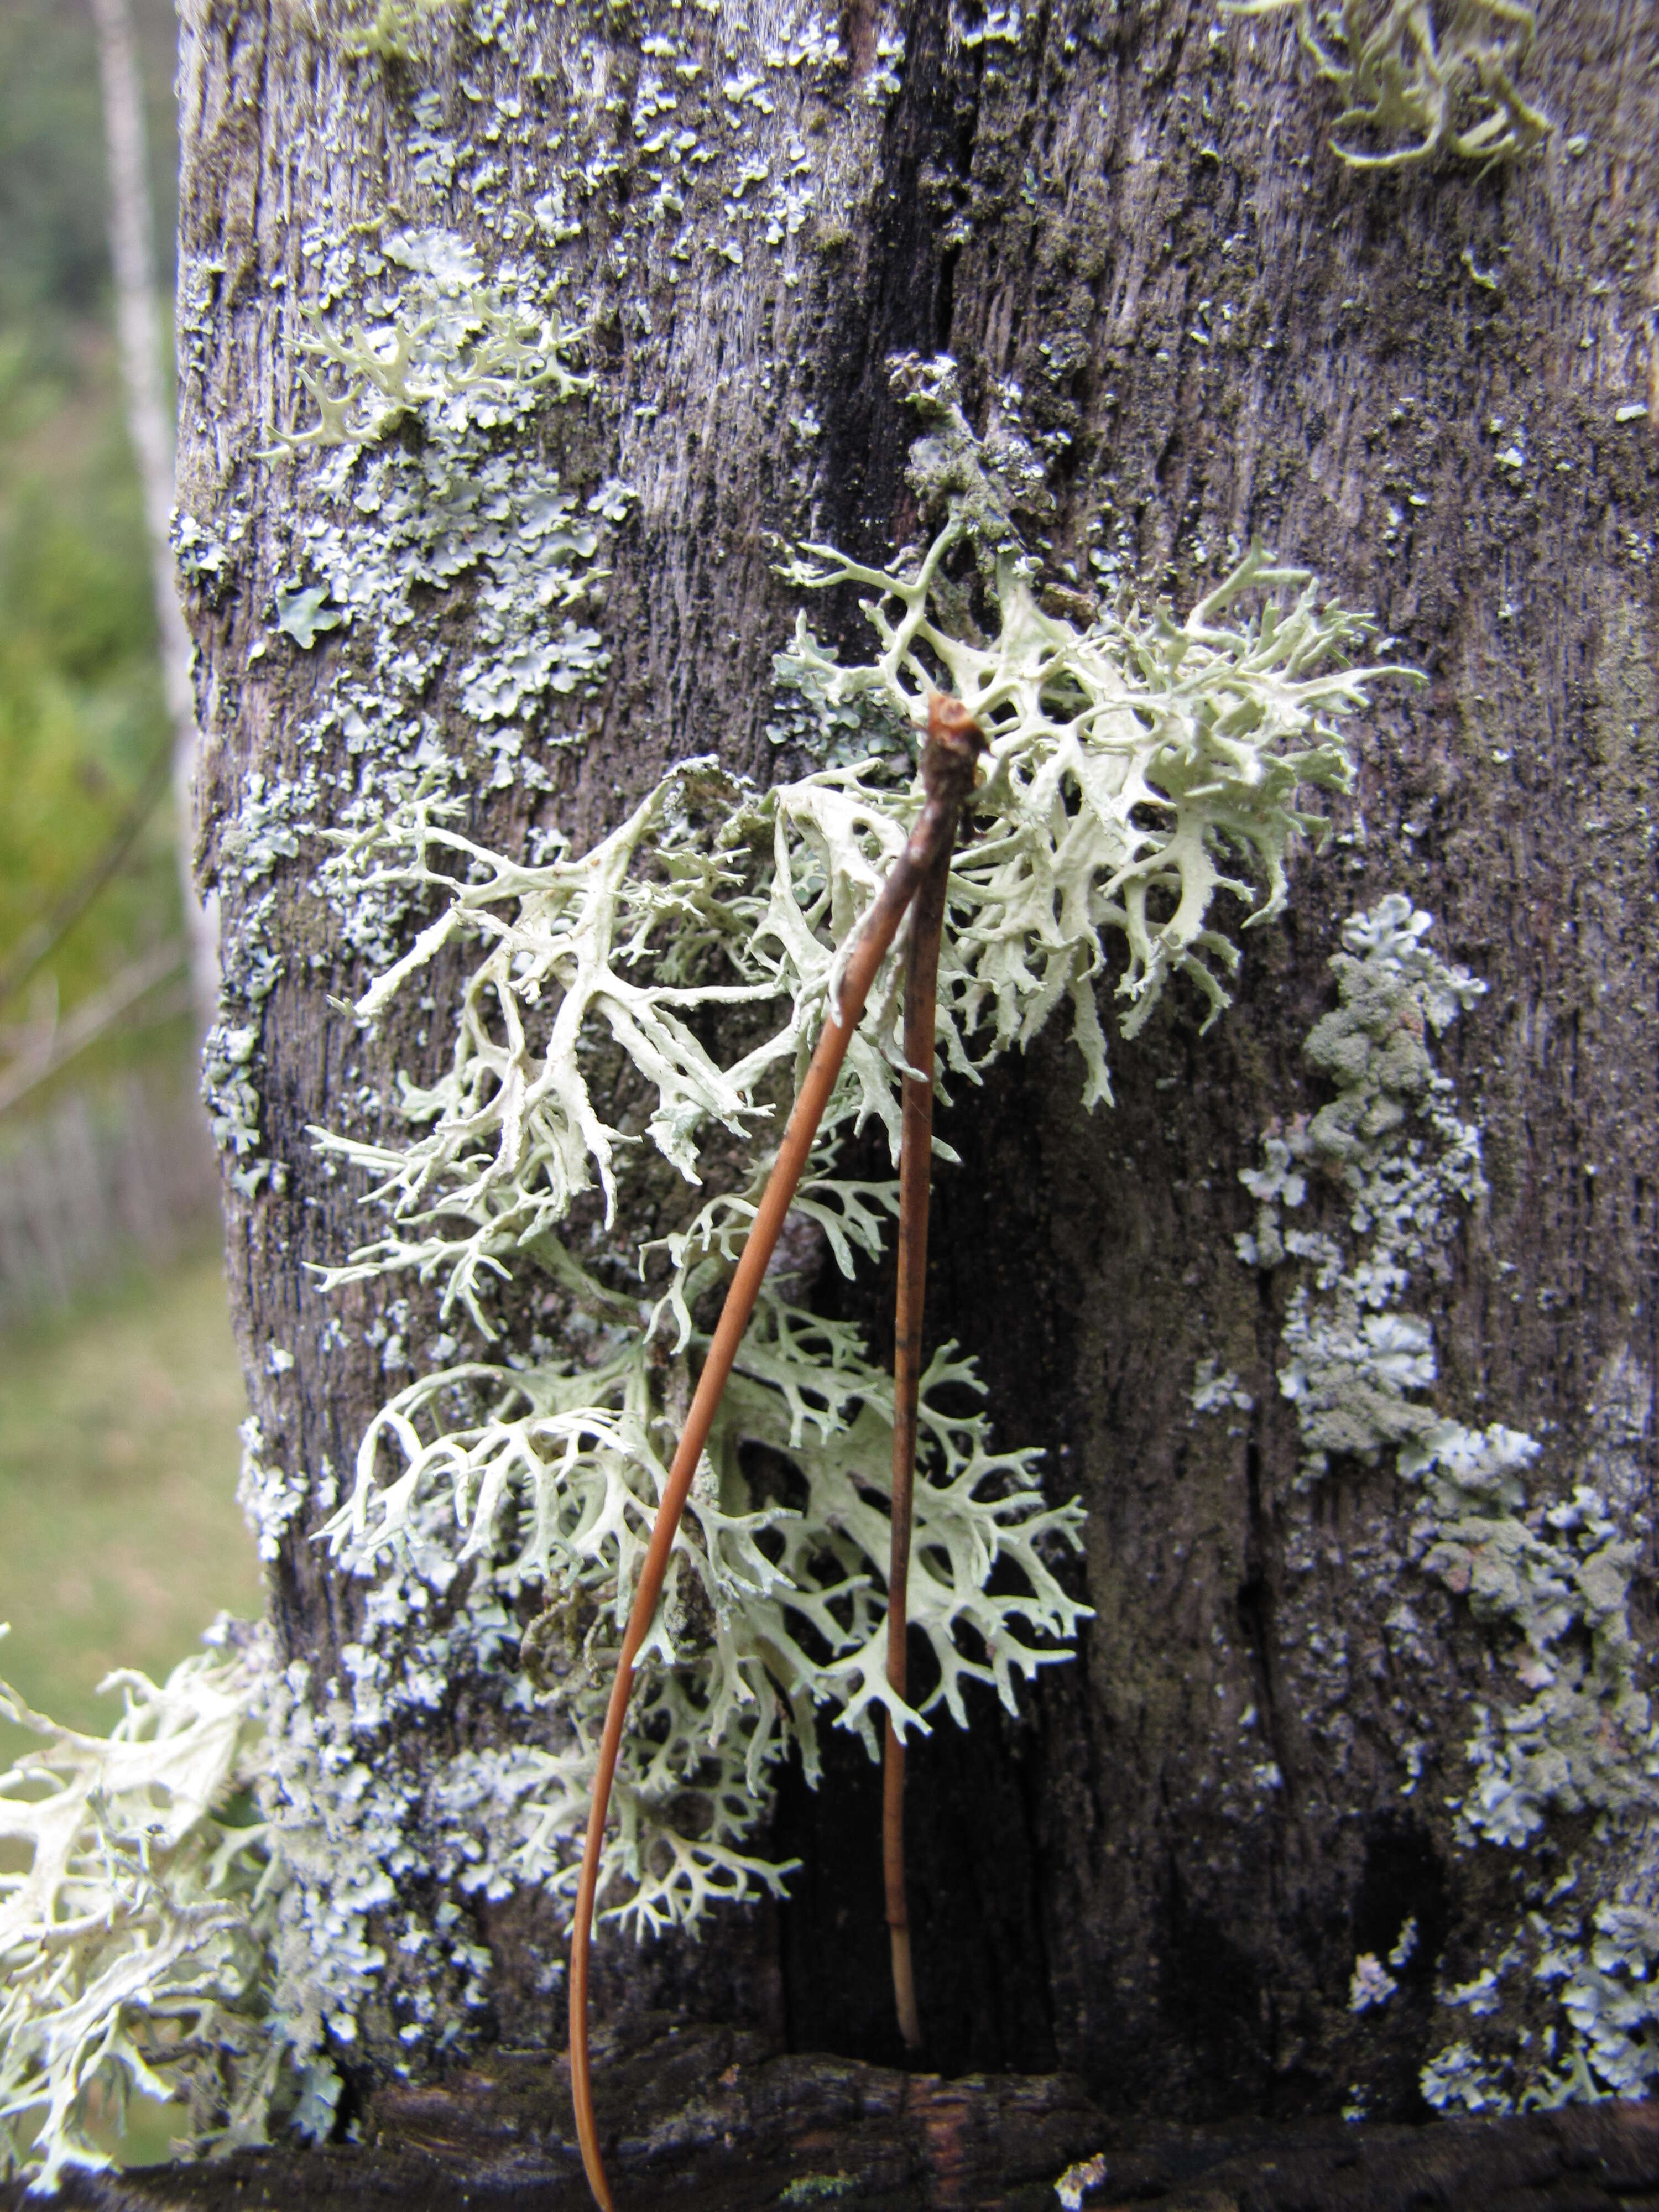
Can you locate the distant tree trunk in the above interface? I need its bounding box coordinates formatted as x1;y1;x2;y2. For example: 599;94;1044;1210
174;0;1659;2162
93;0;217;1027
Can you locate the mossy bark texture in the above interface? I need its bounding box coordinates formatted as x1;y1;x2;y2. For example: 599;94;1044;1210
173;0;1659;2173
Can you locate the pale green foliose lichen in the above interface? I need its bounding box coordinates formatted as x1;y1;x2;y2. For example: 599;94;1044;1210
302;444;1392;1962
1235;895;1487;1484
268;226;588;455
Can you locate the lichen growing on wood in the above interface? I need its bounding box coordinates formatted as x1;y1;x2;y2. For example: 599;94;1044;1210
310;497;1386;1952
1;0;1449;2162
0;403;1399;2173
1222;0;1552;169
267;227;589;454
1232;899;1659;2110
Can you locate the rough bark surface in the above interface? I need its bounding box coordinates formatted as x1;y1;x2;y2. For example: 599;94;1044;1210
172;0;1659;2174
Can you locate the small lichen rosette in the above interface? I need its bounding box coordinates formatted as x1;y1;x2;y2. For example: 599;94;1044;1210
0;1626;296;2192
269;226;588;455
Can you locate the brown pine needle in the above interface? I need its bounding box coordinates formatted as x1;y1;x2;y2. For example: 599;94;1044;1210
568;698;985;2212
883;703;972;2054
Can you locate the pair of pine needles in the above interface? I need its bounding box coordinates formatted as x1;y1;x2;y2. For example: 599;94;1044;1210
568;696;985;2210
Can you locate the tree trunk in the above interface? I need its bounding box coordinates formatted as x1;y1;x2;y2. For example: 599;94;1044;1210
171;0;1659;2174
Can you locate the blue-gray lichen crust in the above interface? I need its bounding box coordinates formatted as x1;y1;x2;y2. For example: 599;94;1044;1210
1226;899;1659;2111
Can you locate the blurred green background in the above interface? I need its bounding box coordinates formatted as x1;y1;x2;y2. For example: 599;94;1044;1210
0;4;258;2165
0;0;181;1023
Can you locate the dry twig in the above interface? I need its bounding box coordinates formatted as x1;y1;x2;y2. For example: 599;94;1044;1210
884;705;974;2051
568;698;984;2211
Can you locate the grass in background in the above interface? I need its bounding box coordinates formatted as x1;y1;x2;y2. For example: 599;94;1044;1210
0;357;180;1031
0;1246;257;2168
0;1246;257;1736
0;0;187;1096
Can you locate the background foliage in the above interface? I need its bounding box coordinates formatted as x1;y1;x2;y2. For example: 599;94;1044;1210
0;4;254;2163
0;0;182;1050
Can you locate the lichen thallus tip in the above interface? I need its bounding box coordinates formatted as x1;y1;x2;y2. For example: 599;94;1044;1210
568;693;985;2212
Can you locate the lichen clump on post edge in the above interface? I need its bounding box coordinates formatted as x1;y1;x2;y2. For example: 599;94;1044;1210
0;1626;307;2192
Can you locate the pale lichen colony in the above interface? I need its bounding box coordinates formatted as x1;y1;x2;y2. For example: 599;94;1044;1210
0;0;1614;2190
0;250;1385;2187
1220;0;1551;169
1222;901;1659;2111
